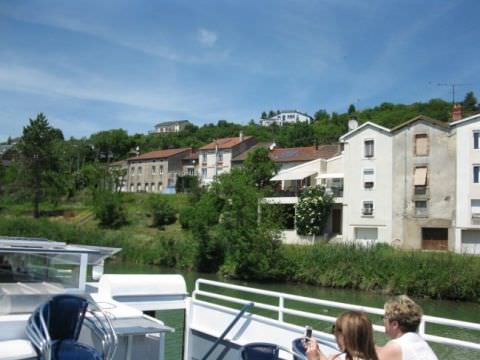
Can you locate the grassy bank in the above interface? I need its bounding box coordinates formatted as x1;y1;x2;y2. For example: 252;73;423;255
0;216;478;302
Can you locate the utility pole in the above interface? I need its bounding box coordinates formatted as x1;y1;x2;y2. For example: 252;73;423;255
434;82;471;105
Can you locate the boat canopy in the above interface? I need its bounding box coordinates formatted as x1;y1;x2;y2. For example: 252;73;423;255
0;236;120;265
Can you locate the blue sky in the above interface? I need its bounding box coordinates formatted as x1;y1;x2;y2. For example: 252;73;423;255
0;0;479;140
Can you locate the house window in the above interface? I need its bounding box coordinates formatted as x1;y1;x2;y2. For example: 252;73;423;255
130;167;135;175
168;177;174;187
145;183;149;192
364;140;374;158
414;166;428;194
474;131;480;149
474;165;480;183
138;166;142;174
187;167;195;176
157;182;162;191
130;184;134;192
471;199;480;216
136;183;141;191
159;165;164;175
362;201;374;216
414;134;429;156
152;166;156;174
217;151;223;163
363;168;375;189
151;182;155;191
201;168;207;179
415;201;428;216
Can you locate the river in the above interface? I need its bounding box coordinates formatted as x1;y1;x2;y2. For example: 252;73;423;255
105;262;480;360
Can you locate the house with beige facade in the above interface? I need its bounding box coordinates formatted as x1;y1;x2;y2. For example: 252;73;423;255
451;113;480;254
198;133;257;185
126;148;192;193
391;116;455;250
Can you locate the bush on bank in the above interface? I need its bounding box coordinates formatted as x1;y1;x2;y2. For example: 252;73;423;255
0;217;479;301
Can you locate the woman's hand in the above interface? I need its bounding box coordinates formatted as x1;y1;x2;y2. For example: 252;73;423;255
305;338;325;360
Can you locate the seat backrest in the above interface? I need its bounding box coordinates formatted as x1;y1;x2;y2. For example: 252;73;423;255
241;342;279;360
44;294;88;341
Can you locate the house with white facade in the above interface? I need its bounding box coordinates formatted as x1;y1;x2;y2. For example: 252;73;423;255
391;116;455;250
263;146;343;245
198;133;257;185
339;122;393;244
150;120;191;134
451;113;480;254
261;110;313;126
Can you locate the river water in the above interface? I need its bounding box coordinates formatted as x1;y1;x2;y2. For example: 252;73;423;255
105;262;480;360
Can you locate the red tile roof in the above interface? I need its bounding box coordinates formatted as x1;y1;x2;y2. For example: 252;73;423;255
269;145;340;163
199;136;254;150
128;147;191;161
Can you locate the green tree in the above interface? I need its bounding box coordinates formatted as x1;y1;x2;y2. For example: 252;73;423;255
148;195;177;229
261;111;268;119
348;104;356;114
314;109;330;122
93;190;127;228
463;91;478;114
90;129;132;162
243;147;278;188
295;186;333;236
17;113;63;218
268;110;276;118
213;170;282;279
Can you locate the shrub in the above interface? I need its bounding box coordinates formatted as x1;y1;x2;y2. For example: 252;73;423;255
179;206;195;229
93;191;127;228
148;195;177;229
295;186;333;235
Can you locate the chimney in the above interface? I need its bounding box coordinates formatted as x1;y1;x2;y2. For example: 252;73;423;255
452;104;463;121
239;131;244;142
315;140;319;150
269;141;276;150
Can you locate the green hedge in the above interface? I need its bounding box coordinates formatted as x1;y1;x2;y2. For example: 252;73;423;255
278;244;480;301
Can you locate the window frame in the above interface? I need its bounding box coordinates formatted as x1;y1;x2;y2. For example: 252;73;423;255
414;133;429;156
362;200;374;216
474;131;480;149
364;139;375;158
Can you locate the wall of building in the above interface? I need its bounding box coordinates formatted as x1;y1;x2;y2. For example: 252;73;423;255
455;118;480;253
342;126;393;244
391;122;455;249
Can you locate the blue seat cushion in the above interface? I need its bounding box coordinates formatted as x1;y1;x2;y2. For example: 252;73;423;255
52;339;102;360
241;342;279;360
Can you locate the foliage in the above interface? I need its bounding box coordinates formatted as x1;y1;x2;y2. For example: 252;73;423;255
212;170;282;279
16;113;64;217
90;129;132;162
463;91;478;114
278;243;480;301
175;175;199;193
93;190;127;228
243;147;279;188
178;206;195;229
277;122;316;147
148;195;177;229
295;186;333;236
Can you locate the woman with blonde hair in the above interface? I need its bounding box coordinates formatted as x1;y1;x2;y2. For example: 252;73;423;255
306;311;378;360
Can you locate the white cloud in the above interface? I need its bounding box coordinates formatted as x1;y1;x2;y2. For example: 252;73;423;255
197;28;218;47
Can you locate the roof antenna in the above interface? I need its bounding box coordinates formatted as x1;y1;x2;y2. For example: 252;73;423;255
430;81;471;105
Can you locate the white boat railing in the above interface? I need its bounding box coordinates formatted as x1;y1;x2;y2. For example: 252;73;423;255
193;279;480;351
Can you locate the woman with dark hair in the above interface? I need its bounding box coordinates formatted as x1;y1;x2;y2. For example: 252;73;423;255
306;311;379;360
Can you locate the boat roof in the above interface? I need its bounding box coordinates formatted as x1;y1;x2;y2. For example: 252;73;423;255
0;236;121;264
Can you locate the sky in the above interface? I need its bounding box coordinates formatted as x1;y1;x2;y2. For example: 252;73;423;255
0;0;479;141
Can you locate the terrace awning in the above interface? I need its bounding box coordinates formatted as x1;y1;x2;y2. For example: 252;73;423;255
271;170;317;181
317;173;344;179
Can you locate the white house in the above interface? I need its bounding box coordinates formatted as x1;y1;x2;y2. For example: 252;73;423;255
339;122;393;245
198;133;257;185
261;110;313;126
451;113;480;254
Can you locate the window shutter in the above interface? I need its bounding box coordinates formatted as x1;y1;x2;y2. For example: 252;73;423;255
414;167;428;186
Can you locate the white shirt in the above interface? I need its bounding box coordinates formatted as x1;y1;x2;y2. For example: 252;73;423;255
392;332;438;360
